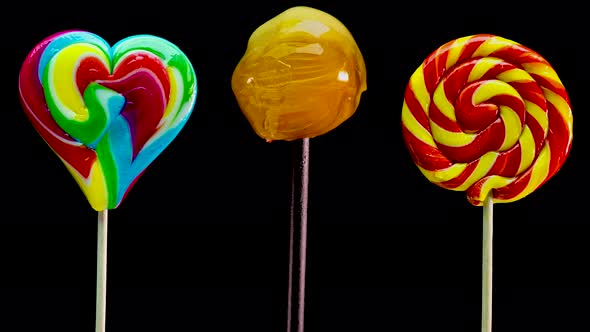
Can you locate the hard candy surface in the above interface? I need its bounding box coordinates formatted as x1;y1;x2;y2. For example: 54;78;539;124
232;6;367;141
19;30;197;211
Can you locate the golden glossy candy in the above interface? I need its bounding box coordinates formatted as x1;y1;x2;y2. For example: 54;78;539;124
232;6;367;141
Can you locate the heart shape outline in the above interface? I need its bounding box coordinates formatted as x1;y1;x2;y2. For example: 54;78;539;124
19;30;197;211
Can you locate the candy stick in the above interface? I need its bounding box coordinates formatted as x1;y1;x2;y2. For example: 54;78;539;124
401;34;573;331
18;30;197;331
96;210;108;332
231;6;367;331
482;194;492;332
288;138;309;332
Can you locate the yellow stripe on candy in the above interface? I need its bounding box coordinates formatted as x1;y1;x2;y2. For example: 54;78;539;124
522;62;562;84
476;175;515;204
446;36;470;69
522;144;551;195
410;66;430;114
454;151;498;191
497;68;534;83
162;67;180;125
402;101;437;147
472;80;519;104
506;144;551;203
430;120;475;147
473;35;515;58
499;105;522;151
418;162;467;183
64;159;108;211
543;87;574;136
518;100;549;175
525;100;549;135
517;126;535;174
48;44;110;121
432;84;456;121
468;57;504;82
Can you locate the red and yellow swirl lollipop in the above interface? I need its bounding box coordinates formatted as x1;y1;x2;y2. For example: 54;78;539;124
401;33;573;332
402;33;573;206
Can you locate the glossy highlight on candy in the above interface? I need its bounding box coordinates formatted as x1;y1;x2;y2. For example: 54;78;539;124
401;34;573;206
19;30;197;211
232;6;367;141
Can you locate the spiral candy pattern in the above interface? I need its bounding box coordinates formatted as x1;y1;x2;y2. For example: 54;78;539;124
401;34;572;206
19;30;197;211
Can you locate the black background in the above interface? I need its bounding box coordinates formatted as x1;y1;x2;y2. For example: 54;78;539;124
2;1;587;332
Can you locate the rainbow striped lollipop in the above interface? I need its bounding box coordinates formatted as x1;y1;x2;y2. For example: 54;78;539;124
401;34;573;331
19;30;197;211
18;30;197;332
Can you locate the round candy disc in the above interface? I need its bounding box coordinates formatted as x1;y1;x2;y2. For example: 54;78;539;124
232;6;367;142
401;34;573;206
19;30;198;211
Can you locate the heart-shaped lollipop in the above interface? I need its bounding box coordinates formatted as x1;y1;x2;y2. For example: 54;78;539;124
19;30;197;211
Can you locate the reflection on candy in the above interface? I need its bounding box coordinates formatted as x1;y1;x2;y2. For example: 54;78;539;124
232;6;367;141
19;30;197;211
401;34;573;206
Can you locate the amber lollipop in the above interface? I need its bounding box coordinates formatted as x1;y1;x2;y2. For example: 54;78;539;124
232;6;366;331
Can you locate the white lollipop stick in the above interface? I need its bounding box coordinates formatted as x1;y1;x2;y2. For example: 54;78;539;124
481;195;493;332
96;210;108;332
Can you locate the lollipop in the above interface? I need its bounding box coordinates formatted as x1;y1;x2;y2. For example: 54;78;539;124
232;6;366;142
18;30;197;332
401;34;573;331
232;6;366;331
